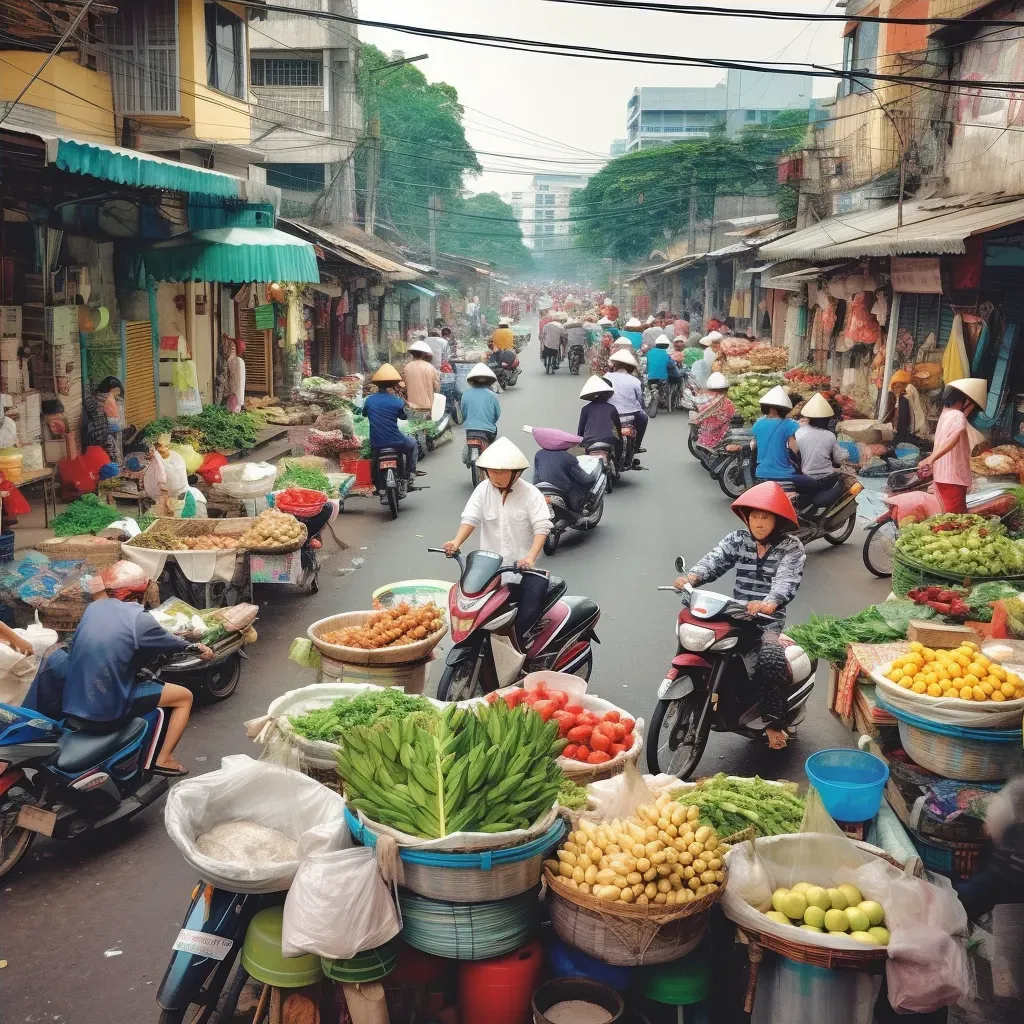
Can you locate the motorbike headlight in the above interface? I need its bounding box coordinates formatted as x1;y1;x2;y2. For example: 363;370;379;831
677;622;716;651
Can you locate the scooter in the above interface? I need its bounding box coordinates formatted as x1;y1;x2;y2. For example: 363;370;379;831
781;471;864;548
584;439;618;494
675;368;702;412
543;348;560;375
618;413;641;475
536;455;607;555
647;557;815;779
645;378;673;418
464;429;493;488
429;548;601;702
162;629;250;703
568;340;585;376
490;352;521;389
370;446;427;520
0;650;206;881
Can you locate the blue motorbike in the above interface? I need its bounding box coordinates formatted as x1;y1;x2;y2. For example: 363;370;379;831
0;650;204;881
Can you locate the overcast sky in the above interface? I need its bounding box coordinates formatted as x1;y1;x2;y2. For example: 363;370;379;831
360;0;845;196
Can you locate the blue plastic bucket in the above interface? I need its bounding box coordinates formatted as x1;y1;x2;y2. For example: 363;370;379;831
805;748;889;822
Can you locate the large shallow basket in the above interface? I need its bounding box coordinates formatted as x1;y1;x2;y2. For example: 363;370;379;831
308;610;447;666
891;548;1024;598
876;691;1022;781
543;867;723;966
347;806;565;902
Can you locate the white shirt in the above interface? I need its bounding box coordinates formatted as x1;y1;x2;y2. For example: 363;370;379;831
607;371;644;416
460;478;551;562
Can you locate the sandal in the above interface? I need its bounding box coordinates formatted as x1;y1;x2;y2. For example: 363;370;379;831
153;761;190;777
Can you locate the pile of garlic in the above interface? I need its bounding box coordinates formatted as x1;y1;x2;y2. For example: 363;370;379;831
545;793;729;906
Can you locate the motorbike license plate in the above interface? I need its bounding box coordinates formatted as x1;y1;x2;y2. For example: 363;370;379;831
16;804;56;836
172;929;235;961
379;460;398;469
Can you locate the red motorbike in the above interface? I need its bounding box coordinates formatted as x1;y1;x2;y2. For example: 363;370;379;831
429;548;601;701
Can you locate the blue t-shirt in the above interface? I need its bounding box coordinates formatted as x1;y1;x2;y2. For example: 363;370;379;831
620;330;643;350
752;416;800;480
646;347;671;380
460;387;501;433
363;391;408;448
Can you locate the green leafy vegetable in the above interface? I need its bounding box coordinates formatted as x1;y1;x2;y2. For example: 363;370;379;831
276;464;332;494
289;690;437;742
787;606;907;664
671;773;805;837
50;494;124;537
557;779;589;810
143;406;263;452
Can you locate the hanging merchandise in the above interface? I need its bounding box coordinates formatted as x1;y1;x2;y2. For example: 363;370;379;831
357;302;370;327
941;314;969;385
844;293;883;349
173;350;203;416
872;289;890;327
253;303;275;330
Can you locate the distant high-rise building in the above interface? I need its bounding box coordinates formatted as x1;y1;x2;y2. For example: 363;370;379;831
509;174;591;251
626;70;812;152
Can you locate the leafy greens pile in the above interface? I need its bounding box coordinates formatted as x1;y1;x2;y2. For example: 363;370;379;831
672;774;805;838
289;689;437;743
786;603;927;664
144;406;263;452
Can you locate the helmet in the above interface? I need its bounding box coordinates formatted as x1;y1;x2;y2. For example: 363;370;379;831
624;317;642;330
407;339;433;356
475;437;530;471
523;425;582;451
731;482;799;529
801;392;834;419
706;372;729;391
655;334;670;347
371;363;402;384
498;318;512;327
889;369;911;387
948;377;988;408
100;560;150;601
759;385;792;410
609;349;638;368
579;375;614;399
466;363;497;382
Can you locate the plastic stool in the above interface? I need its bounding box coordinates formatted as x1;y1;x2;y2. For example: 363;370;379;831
635;954;711;1024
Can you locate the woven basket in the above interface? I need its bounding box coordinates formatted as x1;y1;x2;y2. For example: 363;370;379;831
347;807;565;902
560;736;643;783
242;523;307;554
896;718;1021;781
34;535;122;571
891;549;1024;598
543;867;723;966
308;610;447;666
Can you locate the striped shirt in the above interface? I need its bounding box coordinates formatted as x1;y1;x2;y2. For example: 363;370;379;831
689;530;806;626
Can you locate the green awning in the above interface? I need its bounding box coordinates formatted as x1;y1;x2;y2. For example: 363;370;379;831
44;136;280;208
141;227;320;284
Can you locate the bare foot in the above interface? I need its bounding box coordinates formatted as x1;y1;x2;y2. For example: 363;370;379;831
766;728;789;750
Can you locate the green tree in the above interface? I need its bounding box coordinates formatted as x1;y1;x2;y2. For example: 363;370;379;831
570;113;809;262
437;192;533;272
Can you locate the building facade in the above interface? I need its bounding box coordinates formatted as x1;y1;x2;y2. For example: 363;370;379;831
625;70;813;152
508;173;591;251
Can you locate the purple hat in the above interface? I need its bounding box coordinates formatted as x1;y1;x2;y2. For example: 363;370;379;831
524;425;582;451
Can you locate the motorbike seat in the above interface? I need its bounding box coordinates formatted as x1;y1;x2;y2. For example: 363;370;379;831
541;575;567;611
815;481;844;507
57;717;147;773
465;429;494;443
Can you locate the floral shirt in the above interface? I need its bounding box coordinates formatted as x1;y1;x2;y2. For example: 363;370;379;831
693;394;735;449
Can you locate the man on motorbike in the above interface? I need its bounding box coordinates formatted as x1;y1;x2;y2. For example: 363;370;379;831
403;339;440;420
444;438;552;645
607;349;648;453
527;426;593;515
60;561;214;776
751;385;799;482
791;392;848;498
363;363;422;479
491;317;515;352
620;317;644;349
645;334;681;393
673;483;806;751
461;363;501;440
691;372;735;450
577;375;621;459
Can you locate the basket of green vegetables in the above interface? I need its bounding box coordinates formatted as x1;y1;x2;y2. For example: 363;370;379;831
670;774;806;838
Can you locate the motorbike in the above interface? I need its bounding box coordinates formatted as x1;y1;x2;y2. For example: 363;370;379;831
440;372;463;425
648;557;815;779
157;884;284;1024
584;439;618;494
568;341;585;376
781;471;864;547
464;429;493;488
0;648;206;881
489;352;521;389
618;413;641;475
536;455;607;555
675;367;702;412
708;424;755;499
370;446;426;520
543;347;560;375
644;378;675;418
429;548;601;701
161;629;250;703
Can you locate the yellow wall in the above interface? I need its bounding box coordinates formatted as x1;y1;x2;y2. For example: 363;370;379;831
0;53;115;143
177;0;251;144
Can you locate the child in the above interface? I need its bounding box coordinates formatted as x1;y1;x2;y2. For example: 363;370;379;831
673;482;806;750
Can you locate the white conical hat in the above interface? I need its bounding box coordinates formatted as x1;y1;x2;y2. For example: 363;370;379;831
466;363;497;381
609;348;639;368
624;317;642;329
948;377;988;408
407;339;433;355
645;315;656;325
706;372;729;390
759;385;792;409
475;436;529;471
801;392;834;419
579;375;614;398
655;334;671;347
598;316;613;326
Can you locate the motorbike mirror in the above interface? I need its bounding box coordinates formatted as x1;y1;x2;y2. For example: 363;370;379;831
674;555;686;574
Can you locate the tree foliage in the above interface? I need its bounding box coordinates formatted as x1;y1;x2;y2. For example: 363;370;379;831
356;45;530;272
570;114;810;263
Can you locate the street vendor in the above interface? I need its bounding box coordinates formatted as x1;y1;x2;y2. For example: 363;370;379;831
674;482;806;750
402;339;440;419
443;437;551;645
61;561;213;776
919;378;988;513
82;375;123;463
883;369;929;446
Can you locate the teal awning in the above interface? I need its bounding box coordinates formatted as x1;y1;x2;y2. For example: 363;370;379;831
43;136;280;209
141;227;320;284
406;283;438;298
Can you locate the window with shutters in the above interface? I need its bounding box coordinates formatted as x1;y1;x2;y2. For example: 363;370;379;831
251;58;323;87
238;308;272;397
123;322;157;429
106;0;180;116
897;293;952;356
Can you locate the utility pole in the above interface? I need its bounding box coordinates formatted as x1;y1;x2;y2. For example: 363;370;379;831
687;183;697;253
365;115;381;235
427;193;439;268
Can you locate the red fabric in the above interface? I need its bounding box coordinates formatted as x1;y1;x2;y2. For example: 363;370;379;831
934;481;969;513
731;481;799;526
83;445;112;474
948;236;983;291
0;475;30;516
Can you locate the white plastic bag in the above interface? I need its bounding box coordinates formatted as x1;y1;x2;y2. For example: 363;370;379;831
282;846;400;959
163;755;347;892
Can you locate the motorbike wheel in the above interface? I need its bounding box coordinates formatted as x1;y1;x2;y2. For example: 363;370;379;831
437;659;480;702
667;388;677;414
543;531;560;556
863;518;897;577
386;483;399;520
647;693;709;779
647;390;659;418
195;652;242;704
470;461;480;488
452;397;464;425
178;963;250;1024
0;782;37;880
718;453;748;499
586;499;604;529
686;430;700;458
824;512;857;546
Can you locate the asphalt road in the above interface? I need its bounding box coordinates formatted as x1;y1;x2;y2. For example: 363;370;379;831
0;320;889;1023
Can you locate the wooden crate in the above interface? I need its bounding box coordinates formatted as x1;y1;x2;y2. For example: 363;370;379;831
906;619;981;648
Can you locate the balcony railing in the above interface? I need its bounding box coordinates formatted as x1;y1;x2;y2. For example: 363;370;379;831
251;85;328;133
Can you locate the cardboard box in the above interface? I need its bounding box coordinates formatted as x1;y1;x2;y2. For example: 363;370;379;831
44;305;77;348
44;439;66;464
0;339;19;361
1;358;24;393
0;306;21;339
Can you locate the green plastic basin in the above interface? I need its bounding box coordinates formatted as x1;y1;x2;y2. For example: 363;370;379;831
635;954;711;1006
240;907;324;989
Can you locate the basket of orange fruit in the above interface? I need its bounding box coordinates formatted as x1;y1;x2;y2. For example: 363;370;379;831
870;639;1024;728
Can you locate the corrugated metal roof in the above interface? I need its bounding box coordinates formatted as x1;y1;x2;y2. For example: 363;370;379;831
279;219;420;279
707;241;753;259
760;193;1024;260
